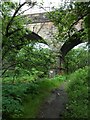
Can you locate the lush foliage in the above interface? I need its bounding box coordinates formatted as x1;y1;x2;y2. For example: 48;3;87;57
1;1;54;78
2;1;89;77
3;45;55;81
16;45;55;78
65;47;88;73
64;67;88;118
2;75;65;118
2;80;39;118
47;2;89;43
1;1;89;119
2;1;28;68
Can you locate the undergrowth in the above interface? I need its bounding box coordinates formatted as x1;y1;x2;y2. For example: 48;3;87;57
64;66;89;118
3;66;88;119
2;75;65;119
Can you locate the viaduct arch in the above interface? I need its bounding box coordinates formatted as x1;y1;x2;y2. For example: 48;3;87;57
24;12;84;76
25;12;83;54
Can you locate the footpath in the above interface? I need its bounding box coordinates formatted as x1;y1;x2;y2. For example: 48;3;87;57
37;82;68;118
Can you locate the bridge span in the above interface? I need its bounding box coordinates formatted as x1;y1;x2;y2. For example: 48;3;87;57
25;12;62;52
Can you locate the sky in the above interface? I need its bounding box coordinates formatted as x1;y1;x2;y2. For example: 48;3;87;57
12;0;60;6
12;0;62;14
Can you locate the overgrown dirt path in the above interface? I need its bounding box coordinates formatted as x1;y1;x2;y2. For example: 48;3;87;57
37;81;68;118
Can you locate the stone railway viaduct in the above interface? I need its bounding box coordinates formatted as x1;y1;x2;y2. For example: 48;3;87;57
24;12;83;76
25;12;61;51
25;12;64;76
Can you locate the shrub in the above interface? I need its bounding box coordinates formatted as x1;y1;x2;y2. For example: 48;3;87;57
64;66;88;118
2;82;39;118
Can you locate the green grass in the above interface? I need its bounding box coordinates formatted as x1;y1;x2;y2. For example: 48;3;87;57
3;67;88;119
22;76;65;118
2;74;35;83
22;93;48;118
2;74;66;119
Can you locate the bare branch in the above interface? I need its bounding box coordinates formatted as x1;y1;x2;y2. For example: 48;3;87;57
16;1;37;16
16;6;33;16
5;2;27;36
36;4;51;16
2;63;17;76
68;12;89;36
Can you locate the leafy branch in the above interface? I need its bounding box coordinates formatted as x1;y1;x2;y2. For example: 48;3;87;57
5;2;27;36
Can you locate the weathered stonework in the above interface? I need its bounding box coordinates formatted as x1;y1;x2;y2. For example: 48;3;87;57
26;13;64;77
26;21;62;52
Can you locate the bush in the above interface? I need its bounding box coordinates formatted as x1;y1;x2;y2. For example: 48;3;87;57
64;66;88;118
2;96;23;118
2;74;66;118
2;81;39;118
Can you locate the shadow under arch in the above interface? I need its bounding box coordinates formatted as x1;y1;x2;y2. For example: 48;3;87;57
23;30;48;45
60;29;85;57
2;31;49;76
15;30;48;50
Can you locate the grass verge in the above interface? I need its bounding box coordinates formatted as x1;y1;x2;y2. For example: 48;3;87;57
64;66;89;118
22;75;65;118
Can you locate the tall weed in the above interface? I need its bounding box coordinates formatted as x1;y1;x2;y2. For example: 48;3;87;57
64;66;88;118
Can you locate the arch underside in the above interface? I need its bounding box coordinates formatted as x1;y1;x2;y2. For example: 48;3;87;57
60;34;82;57
23;31;47;44
22;29;85;57
60;29;85;57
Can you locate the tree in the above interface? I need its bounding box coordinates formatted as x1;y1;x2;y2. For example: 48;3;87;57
65;47;88;73
47;1;89;51
1;1;46;76
47;1;90;71
15;45;55;78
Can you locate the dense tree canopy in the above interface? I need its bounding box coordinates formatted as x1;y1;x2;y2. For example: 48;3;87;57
1;1;90;76
65;46;88;73
1;1;50;76
47;2;90;56
1;1;89;119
